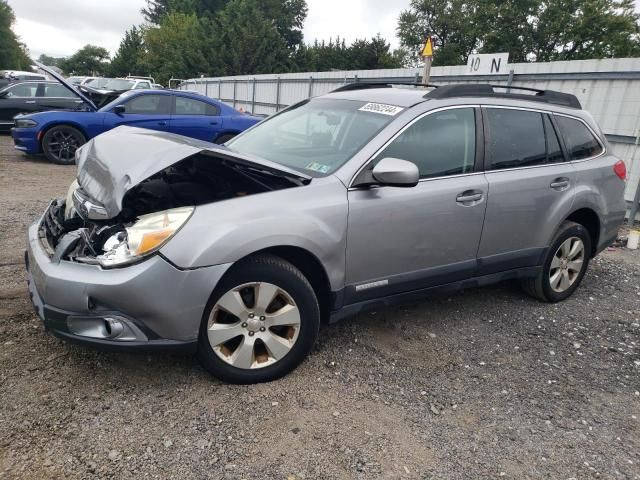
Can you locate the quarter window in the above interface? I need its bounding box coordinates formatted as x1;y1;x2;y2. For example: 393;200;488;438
373;107;476;179
174;96;219;116
555;116;603;160
122;95;171;115
486;109;547;170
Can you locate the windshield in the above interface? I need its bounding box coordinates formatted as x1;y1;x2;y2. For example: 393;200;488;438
67;76;83;85
227;98;397;176
102;79;135;91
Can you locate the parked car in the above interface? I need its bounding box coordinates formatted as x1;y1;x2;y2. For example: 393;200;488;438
67;76;98;86
78;77;158;107
0;80;86;131
1;70;47;90
12;80;262;163
25;83;626;383
84;78;115;89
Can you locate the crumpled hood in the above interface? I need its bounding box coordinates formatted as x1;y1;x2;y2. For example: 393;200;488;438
76;126;310;218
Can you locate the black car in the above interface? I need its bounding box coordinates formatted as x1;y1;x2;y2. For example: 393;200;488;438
0;81;87;131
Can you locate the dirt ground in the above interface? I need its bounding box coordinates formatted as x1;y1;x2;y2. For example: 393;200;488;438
0;133;639;480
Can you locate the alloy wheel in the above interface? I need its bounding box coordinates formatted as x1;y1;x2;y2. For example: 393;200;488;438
549;236;585;293
48;129;82;163
207;282;301;369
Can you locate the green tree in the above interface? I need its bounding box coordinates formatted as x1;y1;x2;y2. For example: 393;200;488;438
109;26;145;77
0;0;32;70
37;54;65;68
144;13;212;84
213;0;293;75
397;0;640;66
348;34;404;69
59;45;110;75
142;0;228;23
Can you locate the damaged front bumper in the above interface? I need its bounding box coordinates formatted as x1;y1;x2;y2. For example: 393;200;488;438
25;204;232;351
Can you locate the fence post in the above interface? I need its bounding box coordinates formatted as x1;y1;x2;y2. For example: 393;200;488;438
414;72;420;85
205;80;209;97
506;69;515;92
232;79;237;109
354;74;359;84
308;76;314;98
275;77;281;112
251;77;257;114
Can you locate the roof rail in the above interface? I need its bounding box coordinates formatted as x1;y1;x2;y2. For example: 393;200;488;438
424;84;581;109
331;81;439;93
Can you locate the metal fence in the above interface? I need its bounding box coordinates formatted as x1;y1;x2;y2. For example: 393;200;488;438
180;58;640;202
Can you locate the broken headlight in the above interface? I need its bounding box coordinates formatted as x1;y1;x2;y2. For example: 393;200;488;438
97;207;194;267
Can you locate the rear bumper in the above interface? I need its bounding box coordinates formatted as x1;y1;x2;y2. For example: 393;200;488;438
11;127;40;154
26;217;232;351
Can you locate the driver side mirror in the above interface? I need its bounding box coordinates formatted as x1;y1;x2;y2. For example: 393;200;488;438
112;104;126;115
369;157;419;187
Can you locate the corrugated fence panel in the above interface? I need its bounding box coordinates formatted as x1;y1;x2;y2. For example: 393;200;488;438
181;58;640;201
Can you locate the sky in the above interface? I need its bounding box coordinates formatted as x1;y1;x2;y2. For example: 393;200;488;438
7;0;412;59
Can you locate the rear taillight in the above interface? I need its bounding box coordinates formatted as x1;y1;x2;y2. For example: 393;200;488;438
614;160;627;180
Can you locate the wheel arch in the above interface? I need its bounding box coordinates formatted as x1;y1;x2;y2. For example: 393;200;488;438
565;208;601;257
223;246;333;323
39;121;89;150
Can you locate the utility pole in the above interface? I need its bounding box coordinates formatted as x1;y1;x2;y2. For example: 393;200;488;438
421;37;434;84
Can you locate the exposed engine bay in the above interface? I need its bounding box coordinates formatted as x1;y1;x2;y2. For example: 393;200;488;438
39;153;303;267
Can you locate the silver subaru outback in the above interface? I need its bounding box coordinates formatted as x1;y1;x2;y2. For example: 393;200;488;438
26;83;626;383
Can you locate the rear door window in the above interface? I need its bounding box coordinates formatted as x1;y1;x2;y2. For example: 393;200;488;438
485;108;547;170
123;94;171;115
555;116;603;160
174;96;219;116
544;114;564;163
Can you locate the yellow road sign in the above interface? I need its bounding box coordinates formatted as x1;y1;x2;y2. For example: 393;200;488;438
421;37;433;57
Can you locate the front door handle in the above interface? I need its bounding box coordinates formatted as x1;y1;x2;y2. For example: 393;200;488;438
550;177;570;191
25;100;36;104
456;190;484;205
158;121;167;126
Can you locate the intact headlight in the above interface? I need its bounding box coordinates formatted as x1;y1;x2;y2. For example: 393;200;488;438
15;118;38;128
98;207;194;267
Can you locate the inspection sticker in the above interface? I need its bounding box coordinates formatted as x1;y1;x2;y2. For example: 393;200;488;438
306;162;331;173
358;103;404;116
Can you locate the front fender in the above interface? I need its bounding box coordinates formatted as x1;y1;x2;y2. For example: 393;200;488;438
160;176;348;290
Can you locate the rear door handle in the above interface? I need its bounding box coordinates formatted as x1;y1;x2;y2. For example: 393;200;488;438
25;100;36;104
158;121;167;126
550;178;570;190
456;190;484;204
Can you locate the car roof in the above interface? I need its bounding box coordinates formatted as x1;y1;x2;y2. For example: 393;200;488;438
320;87;428;108
321;83;584;112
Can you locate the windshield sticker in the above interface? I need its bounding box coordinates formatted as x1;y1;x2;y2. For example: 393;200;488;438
358;103;404;116
306;162;331;174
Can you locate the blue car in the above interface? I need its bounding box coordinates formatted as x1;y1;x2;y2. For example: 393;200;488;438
11;66;262;164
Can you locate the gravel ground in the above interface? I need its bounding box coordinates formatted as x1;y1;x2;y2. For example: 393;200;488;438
0;134;639;479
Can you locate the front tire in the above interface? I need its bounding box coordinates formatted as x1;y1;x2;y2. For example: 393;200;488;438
197;255;320;384
522;221;591;302
42;125;86;165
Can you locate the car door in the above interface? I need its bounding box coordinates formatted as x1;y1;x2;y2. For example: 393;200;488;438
169;95;223;141
39;83;86;111
0;82;39;125
104;93;172;132
345;106;488;304
476;106;576;274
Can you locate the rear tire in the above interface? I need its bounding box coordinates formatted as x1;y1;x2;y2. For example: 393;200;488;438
42;125;86;165
522;221;591;302
197;254;320;384
214;133;236;145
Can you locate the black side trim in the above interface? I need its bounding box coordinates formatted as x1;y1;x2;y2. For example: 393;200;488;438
476;247;546;276
330;266;541;323
344;259;477;305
